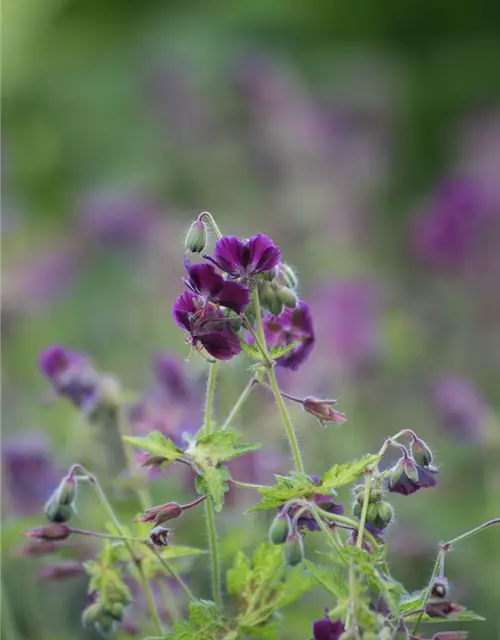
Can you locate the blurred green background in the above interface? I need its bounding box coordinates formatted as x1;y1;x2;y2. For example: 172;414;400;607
3;1;500;638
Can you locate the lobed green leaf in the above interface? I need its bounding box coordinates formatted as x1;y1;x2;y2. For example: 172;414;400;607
122;432;183;467
319;453;382;491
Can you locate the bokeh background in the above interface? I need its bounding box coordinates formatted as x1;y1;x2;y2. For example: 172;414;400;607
3;1;500;639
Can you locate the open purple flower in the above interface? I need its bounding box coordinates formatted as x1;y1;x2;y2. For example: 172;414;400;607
388;452;438;496
184;262;249;313
264;302;315;370
172;291;241;360
312;610;344;640
204;233;280;280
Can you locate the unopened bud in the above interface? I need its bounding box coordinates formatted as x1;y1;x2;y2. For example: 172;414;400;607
259;282;284;317
103;601;125;622
138;502;183;525
389;453;419;490
276;286;298;309
97;612;116;634
375;501;394;529
141;455;168;468
284;531;304;566
185;219;208;254
27;523;72;541
82;602;102;628
365;503;379;523
303;397;347;425
269;511;291;545
276;264;298;290
431;632;468;640
262;267;279;281
355;487;382;504
411;437;433;467
56;474;77;506
149;525;170;547
44;497;72;523
425;600;464;618
430;577;449;599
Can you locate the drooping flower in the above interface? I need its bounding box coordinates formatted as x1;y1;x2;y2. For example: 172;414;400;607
281;476;343;532
302;397;347;426
312;610;345;640
204;233;280;280
264;302;315;370
172;291;241;360
184;262;249;313
388;451;438;496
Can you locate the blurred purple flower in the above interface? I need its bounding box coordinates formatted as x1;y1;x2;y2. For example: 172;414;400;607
76;190;159;248
2;433;58;515
204;234;280;281
411;178;492;270
264;302;315;370
312;610;344;640
184;261;249;313
153;353;190;401
432;376;484;441
172;291;241;360
280;475;343;532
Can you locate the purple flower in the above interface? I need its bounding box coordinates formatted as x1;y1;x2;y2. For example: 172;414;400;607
204;233;280;280
184;262;249;313
432;376;484;441
312;610;344;640
388;453;438;496
154;353;190;401
281;476;343;532
172;291;241;360
264;302;315;370
39;345;99;409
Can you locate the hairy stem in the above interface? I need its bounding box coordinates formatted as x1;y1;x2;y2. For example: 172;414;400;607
204;362;222;608
411;550;444;635
229;478;269;491
444;517;500;547
222;377;256;430
151;547;196;602
198;211;223;239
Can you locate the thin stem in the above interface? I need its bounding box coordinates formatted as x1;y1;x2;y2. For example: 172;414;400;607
229;478;269;491
1;579;20;640
316;507;380;554
204;362;222;608
151;547;196;602
241;315;271;366
308;502;341;552
182;495;207;511
222;377;256;430
251;287;271;362
78;468;163;636
443;517;500;547
70;528;142;542
411;550;444;635
198;211;223;239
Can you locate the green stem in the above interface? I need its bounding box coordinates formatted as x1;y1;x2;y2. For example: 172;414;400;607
1;578;20;640
198;211;223;239
308;503;341;551
204;362;222;608
70;528;142;542
252;287;271;362
151;548;196;603
316;507;380;554
411;550;444;635
80;470;163;636
229;478;269;491
222;377;256;430
444;517;500;547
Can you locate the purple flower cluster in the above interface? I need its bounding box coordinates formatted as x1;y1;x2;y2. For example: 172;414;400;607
265;302;316;370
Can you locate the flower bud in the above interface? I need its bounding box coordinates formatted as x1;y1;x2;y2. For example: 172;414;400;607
269;511;291;545
365;503;379;523
56;474;77;506
303;397;347;426
430;577;449;599
44;497;72;523
149;525;171;547
138;502;183;525
425;600;464;618
259;281;284;317
262;267;279;281
276;264;298;290
97;612;116;634
103;601;125;622
82;602;102;628
411;437;433;467
355;487;382;504
141;455;168;468
185;219;207;254
27;523;72;541
39;561;84;581
375;501;394;529
276;286;298;309
431;632;468;640
284;531;304;566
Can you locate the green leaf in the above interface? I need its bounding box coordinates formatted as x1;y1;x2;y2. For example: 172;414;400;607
247;472;317;513
268;343;298;359
162;600;237;639
274;566;317;608
187;428;261;470
123;432;183;467
239;340;263;360
83;540;132;604
304;560;348;598
319;453;382;490
195;465;230;511
403;609;485;623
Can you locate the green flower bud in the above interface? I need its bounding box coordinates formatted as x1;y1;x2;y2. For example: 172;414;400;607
411;437;433;467
259;281;284;316
276;286;298;309
97;612;116;634
56;474;76;506
284;531;304;566
262;267;279;281
365;502;379;523
82;603;102;628
276;264;298;289
103;601;125;622
368;488;382;503
44;496;72;523
269;511;291;545
375;501;395;529
185;219;208;254
352;501;362;518
354;485;365;496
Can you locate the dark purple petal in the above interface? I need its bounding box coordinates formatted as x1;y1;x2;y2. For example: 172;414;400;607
265;302;316;371
312;614;344;640
172;291;199;330
418;466;438;488
187;263;224;297
212;236;245;274
246;233;281;273
389;471;420;496
199;329;242;360
214;280;249;313
207;233;280;277
39;345;82;381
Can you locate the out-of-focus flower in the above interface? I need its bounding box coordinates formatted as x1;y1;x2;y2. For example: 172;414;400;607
76;190;159;248
281;476;343;533
153;353;191;401
172;291;241;360
388;451;438;496
432;376;484;441
204;234;280;281
411;178;493;271
26;523;72;541
136;502;183;525
2;433;58;515
264;302;316;370
184;262;249;313
312;610;345;640
39;561;84;581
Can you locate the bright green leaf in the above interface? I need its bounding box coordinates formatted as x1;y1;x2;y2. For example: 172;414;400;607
319;453;382;491
239;340;263;360
187;428;261;470
304;560;348;598
195;465;230;511
268;343;298;359
403;609;485;623
122;431;183;467
247;472;317;513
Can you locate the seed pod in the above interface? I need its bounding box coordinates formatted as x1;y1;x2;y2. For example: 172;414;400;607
82;603;102;628
185;220;208;254
276;286;298;309
284;531;304;566
376;501;395;529
56;474;77;506
27;523;72;541
411;437;433;467
269;511;291;545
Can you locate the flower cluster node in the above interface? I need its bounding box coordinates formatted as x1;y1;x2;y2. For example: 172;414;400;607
149;525;171;547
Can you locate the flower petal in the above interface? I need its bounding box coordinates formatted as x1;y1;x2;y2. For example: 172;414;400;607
200;329;242;360
172;291;198;331
212;236;246;275
214;280;250;313
187;263;224;297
